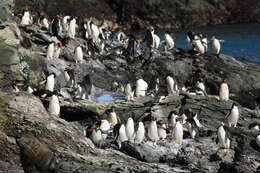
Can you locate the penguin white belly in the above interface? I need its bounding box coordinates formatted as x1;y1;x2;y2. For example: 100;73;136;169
172;122;183;144
45;75;55;92
135;79;148;97
117;124;128;144
125;118;135;141
108;112;118;127
153;34;160;49
125;84;134;101
158;124;167;140
187;123;196;139
202;38;208;52
135;122;145;143
42;18;49;29
165;34;174;50
219;83;229;101
75;47;83;63
64;71;72;87
46;43;54;59
48;95;60;116
227;106;239;127
100;120;110;140
256;135;260;147
212;39;221;54
196;82;205;92
27;86;34;94
21;12;30;25
91;24;100;42
91;130;103;145
194;40;205;54
217;126;227;148
166;76;175;94
148;121;159;142
68;19;76;39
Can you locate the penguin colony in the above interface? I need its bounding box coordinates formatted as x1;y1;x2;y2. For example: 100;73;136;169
13;7;259;151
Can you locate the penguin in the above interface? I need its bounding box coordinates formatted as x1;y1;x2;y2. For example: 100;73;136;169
64;66;74;88
114;124;128;148
179;113;187;125
217;123;230;150
225;102;239;127
186;31;195;48
90;126;103;146
164;31;175;52
51;15;62;38
62;15;70;34
100;119;111;140
256;135;260;147
135;78;148;97
192;34;205;55
76;84;87;100
107;106;120;127
147;112;159;142
125;117;135;142
187;113;203;139
89;18;100;43
46;42;55;60
211;36;225;55
74;45;83;64
53;42;62;59
45;73;56;92
219;79;229;101
150;27;160;49
249;122;260;131
21;9;33;25
48;94;60;116
193;113;203;128
68;17;77;39
27;86;34;94
201;34;208;52
42;16;50;30
168;110;179;130
125;83;134;101
187;122;196;139
172;121;183;145
196;78;206;92
134;121;145;143
157;120;167;140
166;76;178;95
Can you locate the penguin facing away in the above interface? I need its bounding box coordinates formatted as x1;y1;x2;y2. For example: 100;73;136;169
135;78;148;97
125;83;135;101
225;102;239;127
107;106;120;127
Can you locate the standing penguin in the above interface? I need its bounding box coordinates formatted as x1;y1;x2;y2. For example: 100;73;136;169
21;8;33;25
107;106;120;127
27;86;34;94
90;126;103;146
51;15;62;38
53;42;62;59
219;79;229;101
225;102;239;127
41;16;50;30
150;27;160;49
201;34;208;53
125;83;134;101
68;17;77;39
64;66;74;88
48;93;60;116
172;121;183;145
157;120;167;140
134;121;145;143
196;78;206;92
100;119;110;140
211;36;225;55
45;73;55;92
168;110;179;130
135;78;148;97
62;15;70;34
125;117;135;142
186;31;195;48
114;124;128;148
187;113;203;139
192;34;205;55
166;76;178;95
46;42;55;60
164;31;175;52
74;45;83;64
148;112;159;142
217;123;230;150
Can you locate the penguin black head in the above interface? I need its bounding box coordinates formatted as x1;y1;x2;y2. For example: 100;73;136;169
157;120;165;126
49;72;56;78
222;79;227;83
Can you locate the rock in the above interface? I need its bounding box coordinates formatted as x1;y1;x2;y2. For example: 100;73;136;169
0;22;21;45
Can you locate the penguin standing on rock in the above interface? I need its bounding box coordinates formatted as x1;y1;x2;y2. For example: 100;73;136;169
147;112;159;143
45;73;56;92
211;36;225;55
125;83;134;101
256;135;260;147
64;66;74;88
219;79;229;101
134;121;145;143
157;120;167;140
114;124;128;148
107;106;120;127
46;42;55;60
100;120;111;140
21;7;33;25
217;123;230;151
168;109;179;130
68;17;77;39
74;45;83;64
48;92;60;116
90;126;103;146
172;121;183;145
225;102;239;127
192;34;205;55
125;117;135;142
135;78;148;97
164;31;175;52
166;76;178;95
51;15;62;38
187;113;203;139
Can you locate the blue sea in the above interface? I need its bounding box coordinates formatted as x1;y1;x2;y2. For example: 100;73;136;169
153;23;260;62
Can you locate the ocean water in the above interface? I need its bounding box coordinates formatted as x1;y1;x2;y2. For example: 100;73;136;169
153;23;260;62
